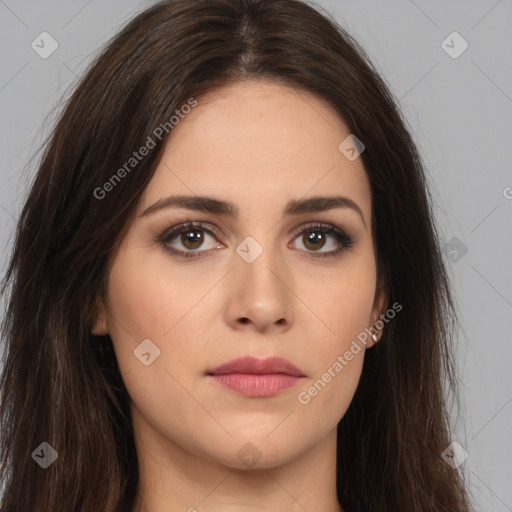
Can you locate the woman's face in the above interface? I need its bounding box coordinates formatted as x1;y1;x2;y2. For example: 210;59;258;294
94;80;386;470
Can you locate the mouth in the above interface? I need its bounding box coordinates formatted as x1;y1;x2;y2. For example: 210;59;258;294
206;356;306;398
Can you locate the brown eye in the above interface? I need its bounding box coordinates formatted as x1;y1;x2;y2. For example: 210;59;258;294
302;230;327;251
290;222;355;259
158;221;222;260
179;229;205;250
158;221;354;261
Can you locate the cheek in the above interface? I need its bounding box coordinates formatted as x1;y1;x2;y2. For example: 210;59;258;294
289;252;376;421
104;251;210;426
104;247;206;377
299;251;377;356
105;245;235;406
106;245;207;339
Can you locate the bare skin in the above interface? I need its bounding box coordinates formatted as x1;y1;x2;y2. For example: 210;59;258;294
92;80;387;512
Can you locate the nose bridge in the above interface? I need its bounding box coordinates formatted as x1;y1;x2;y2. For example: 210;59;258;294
236;231;285;297
228;229;293;330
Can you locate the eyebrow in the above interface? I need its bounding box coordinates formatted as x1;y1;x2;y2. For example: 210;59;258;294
139;194;366;227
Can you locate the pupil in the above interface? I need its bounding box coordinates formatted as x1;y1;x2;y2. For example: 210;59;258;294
182;230;203;249
305;231;324;250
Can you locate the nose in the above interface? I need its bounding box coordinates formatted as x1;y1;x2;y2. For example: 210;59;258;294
224;244;294;334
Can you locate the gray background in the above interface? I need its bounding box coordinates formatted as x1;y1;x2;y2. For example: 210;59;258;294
0;1;511;510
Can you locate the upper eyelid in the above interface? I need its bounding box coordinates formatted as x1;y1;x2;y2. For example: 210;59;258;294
159;220;350;252
160;221;221;240
160;220;346;240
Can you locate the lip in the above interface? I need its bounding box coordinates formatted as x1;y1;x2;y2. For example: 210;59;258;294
207;356;306;398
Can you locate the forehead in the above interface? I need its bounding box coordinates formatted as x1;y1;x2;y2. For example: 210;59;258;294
138;80;371;222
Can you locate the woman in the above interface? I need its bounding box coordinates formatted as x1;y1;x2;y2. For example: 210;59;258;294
0;0;474;510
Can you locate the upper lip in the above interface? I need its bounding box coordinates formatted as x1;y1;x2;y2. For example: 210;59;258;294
207;356;305;377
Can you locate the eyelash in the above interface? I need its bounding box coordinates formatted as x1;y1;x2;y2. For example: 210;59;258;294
156;220;355;261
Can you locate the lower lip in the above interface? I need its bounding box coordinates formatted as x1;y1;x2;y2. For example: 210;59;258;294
208;373;303;397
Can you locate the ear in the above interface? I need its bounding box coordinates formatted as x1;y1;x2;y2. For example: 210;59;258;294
91;295;109;335
368;278;388;347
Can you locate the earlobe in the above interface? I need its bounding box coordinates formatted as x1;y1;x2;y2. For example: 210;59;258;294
91;296;109;335
369;280;389;347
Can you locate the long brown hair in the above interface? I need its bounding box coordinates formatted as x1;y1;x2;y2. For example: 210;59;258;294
0;0;474;510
